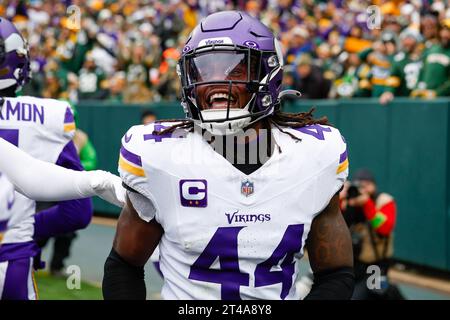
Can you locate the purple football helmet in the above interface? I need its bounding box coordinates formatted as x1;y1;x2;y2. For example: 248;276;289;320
178;11;284;135
0;17;31;91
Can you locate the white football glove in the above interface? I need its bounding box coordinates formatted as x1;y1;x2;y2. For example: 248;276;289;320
88;170;126;208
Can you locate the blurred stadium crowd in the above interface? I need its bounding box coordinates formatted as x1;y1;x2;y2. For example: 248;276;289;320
2;0;450;104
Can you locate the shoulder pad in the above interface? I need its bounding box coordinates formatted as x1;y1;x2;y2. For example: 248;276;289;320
139;121;189;144
118;122;188;177
281;124;348;173
119;124;147;178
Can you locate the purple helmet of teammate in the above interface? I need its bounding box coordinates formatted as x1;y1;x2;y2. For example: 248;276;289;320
0;17;31;92
178;11;284;135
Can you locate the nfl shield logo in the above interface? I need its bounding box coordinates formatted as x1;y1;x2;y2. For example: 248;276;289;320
241;180;254;197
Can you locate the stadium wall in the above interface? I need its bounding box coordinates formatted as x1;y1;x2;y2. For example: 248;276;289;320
76;98;450;272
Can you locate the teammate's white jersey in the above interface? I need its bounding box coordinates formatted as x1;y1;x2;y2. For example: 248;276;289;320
119;122;349;300
0;173;15;235
0;96;76;244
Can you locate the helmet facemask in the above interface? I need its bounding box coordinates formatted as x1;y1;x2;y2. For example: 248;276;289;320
179;44;281;135
0;38;5;67
0;21;31;92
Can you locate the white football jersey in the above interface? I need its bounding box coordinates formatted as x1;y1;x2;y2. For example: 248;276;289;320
0;96;76;244
0;173;15;236
119;122;349;300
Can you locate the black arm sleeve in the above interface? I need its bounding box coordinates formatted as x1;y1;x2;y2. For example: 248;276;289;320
102;248;146;300
304;267;355;300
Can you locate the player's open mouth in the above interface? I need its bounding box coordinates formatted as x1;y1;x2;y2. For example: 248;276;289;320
206;91;238;109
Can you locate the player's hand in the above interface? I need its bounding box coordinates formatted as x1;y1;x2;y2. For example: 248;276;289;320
347;192;370;207
379;92;394;105
89;171;126;207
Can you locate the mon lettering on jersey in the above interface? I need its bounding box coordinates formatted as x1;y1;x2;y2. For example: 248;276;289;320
0;99;44;124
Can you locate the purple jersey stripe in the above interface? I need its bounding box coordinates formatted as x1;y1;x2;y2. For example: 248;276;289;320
0;219;8;232
0;241;41;262
1;257;32;300
339;149;348;163
64;107;74;124
0;128;19;146
120;146;142;167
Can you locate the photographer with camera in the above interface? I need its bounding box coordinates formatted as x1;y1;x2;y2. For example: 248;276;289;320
340;168;404;300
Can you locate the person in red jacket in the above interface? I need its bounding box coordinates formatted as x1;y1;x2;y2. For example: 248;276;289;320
340;168;404;300
344;169;396;237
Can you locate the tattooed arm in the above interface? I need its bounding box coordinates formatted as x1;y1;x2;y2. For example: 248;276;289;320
304;193;355;300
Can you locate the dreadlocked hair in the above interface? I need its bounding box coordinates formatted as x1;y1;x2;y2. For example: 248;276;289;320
268;108;329;141
153;108;329;141
152;118;195;136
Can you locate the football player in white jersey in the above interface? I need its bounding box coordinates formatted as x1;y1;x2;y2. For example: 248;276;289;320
0;17;94;300
103;11;354;300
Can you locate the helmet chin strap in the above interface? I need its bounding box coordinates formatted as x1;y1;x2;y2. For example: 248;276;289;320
196;108;252;135
193;93;259;135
